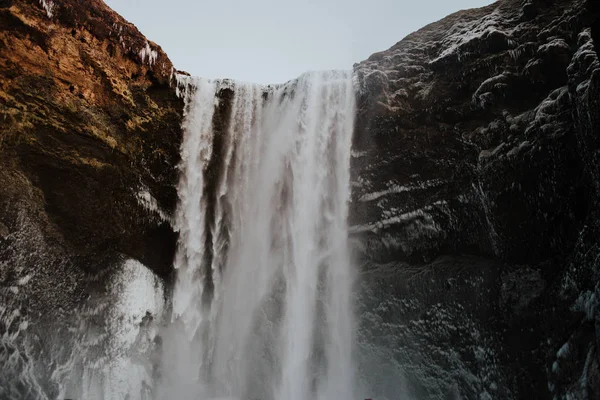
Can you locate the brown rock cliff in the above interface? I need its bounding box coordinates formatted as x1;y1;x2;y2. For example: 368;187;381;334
0;0;183;331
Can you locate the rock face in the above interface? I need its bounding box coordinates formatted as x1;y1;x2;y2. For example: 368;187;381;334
1;0;183;277
351;0;600;398
0;0;183;395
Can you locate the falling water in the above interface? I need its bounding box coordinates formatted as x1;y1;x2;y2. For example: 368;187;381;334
161;70;357;400
0;71;357;400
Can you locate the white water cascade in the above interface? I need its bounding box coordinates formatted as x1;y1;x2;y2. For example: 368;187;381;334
160;70;357;400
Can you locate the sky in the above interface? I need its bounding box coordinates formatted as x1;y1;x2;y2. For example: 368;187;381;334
105;0;495;84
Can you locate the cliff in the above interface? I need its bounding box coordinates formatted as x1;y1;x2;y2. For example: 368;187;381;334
2;0;600;398
351;0;600;398
0;0;183;388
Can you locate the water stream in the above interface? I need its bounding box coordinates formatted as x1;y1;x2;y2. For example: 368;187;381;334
160;71;357;400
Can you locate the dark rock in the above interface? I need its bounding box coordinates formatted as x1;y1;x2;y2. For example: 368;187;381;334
0;221;8;239
500;267;545;314
352;0;600;397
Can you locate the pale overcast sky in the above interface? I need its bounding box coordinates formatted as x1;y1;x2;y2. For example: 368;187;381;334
105;0;495;84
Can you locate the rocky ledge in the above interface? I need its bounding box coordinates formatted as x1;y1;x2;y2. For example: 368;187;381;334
351;0;600;398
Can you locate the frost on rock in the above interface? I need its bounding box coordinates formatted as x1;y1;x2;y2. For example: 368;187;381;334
136;187;173;225
38;0;54;18
537;38;570;56
557;342;570;359
139;42;158;66
350;203;441;235
567;29;600;96
349;201;449;259
522;86;570;139
472;73;516;109
430;8;514;66
359;179;444;202
59;259;165;400
173;72;195;100
572;290;598;321
110;23;125;47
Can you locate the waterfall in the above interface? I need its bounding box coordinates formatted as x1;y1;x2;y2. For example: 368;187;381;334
161;70;357;400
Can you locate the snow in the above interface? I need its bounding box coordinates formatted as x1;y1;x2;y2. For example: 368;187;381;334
506;140;532;158
38;0;54;18
70;259;165;400
430;8;512;65
567;29;599;97
136;188;172;225
579;346;595;394
557;342;569;359
521;86;569;138
538;38;570;55
108;259;164;350
480;390;492;400
509;42;534;61
359;179;443;202
472;73;514;108
572;290;598;321
16;274;32;286
139;42;158;66
349;201;446;234
351;150;367;158
174;72;194;99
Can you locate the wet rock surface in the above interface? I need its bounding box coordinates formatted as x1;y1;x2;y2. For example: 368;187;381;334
351;0;600;398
